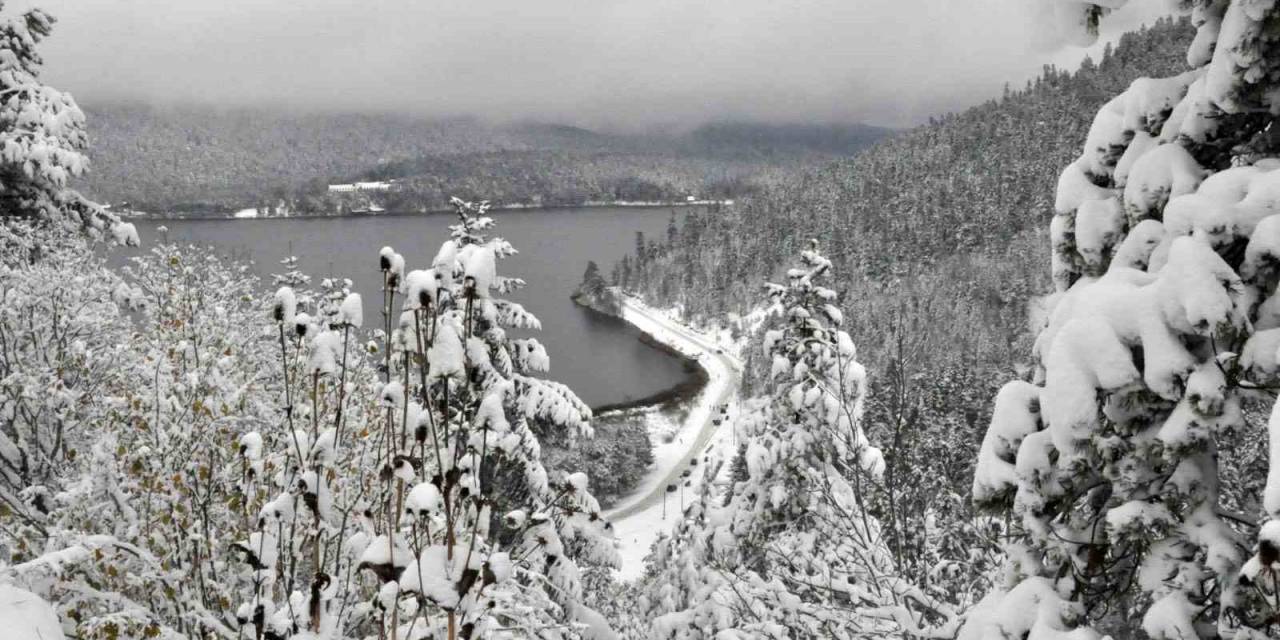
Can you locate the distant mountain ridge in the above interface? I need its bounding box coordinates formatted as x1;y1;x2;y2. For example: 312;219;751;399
685;121;894;157
74;103;891;213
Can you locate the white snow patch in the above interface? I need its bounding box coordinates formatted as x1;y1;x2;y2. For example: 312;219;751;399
0;585;65;640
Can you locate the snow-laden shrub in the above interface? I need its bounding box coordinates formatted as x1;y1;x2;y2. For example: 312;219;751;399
1;199;618;640
967;2;1280;638
1;229;290;639
218;197;615;640
636;242;961;638
0;229;134;506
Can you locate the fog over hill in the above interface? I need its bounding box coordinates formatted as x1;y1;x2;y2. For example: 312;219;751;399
75;102;892;213
25;0;1166;128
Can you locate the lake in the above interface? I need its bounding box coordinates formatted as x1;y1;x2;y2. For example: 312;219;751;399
124;206;694;408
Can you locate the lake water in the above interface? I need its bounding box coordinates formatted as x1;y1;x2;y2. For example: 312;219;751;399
124;206;693;408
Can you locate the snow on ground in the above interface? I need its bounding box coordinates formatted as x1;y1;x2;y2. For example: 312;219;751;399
0;584;66;640
605;296;743;580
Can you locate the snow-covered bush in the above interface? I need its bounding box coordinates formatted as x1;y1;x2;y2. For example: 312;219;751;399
0;228;133;509
1;229;289;639
208;197;617;640
636;242;960;638
966;2;1280;638
1;198;618;640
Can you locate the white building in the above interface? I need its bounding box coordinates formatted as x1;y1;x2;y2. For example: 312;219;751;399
328;180;395;193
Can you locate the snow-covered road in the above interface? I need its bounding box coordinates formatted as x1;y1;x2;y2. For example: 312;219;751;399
604;296;741;580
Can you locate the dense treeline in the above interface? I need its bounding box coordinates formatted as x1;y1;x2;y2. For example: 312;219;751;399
74;104;888;215
358;152;798;213
77;105;504;212
617;16;1197;583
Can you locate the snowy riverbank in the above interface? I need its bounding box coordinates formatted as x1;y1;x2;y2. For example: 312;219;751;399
118;199;734;221
604;296;743;580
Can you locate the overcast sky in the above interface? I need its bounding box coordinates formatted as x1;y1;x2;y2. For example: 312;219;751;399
19;0;1170;130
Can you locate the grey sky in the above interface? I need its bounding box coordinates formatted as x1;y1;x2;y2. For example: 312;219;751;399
19;0;1168;129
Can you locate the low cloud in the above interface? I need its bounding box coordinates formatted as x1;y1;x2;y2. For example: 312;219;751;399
23;0;1170;129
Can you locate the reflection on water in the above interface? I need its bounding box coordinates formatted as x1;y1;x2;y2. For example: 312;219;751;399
120;207;694;407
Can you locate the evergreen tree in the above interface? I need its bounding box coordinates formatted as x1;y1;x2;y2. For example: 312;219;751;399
581;261;606;298
637;242;960;638
619;255;632;291
966;3;1280;637
0;4;122;240
574;259;620;314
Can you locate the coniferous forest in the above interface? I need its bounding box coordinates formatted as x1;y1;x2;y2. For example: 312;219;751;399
613;19;1202;602
74;107;888;216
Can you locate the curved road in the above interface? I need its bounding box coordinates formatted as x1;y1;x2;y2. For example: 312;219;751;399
604;299;741;522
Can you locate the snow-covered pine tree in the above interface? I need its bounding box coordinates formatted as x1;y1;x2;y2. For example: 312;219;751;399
0;4;124;240
240;197;619;640
966;2;1280;637
638;241;961;639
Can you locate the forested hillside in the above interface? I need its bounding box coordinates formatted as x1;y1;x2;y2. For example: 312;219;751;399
76;105;513;212
617;15;1197;580
74;104;888;214
625;17;1192;366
